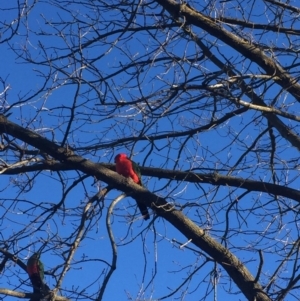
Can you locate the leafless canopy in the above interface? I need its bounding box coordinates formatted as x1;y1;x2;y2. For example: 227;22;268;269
0;0;300;300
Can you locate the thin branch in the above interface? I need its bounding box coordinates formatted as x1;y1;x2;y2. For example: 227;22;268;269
0;115;272;301
155;0;300;101
96;194;123;301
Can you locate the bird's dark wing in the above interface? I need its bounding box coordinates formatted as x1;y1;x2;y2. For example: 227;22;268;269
130;159;150;219
130;159;143;186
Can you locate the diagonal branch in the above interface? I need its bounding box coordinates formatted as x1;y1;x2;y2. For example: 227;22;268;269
0;115;272;301
1;161;300;204
154;0;300;101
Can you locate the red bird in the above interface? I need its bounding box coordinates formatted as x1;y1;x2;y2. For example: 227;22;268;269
27;253;50;296
115;153;150;220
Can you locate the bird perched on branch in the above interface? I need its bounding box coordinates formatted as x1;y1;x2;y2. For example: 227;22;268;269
115;153;150;220
27;253;50;299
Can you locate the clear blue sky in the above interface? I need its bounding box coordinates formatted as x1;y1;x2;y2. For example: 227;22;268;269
1;1;299;301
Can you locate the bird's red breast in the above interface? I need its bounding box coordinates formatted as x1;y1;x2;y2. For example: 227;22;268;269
115;153;140;184
27;265;39;276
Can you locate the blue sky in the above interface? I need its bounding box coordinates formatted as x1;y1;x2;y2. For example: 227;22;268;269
1;1;300;301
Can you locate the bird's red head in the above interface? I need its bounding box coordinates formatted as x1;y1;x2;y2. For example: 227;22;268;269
114;153;127;163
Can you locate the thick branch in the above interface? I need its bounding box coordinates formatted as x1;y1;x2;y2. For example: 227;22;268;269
217;17;300;35
0;115;271;301
141;167;300;204
0;288;68;301
2;162;300;204
154;0;300;101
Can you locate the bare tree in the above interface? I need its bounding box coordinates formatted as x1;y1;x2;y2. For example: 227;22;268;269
1;0;300;300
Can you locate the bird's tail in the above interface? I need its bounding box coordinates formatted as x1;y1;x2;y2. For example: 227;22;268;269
137;202;150;220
